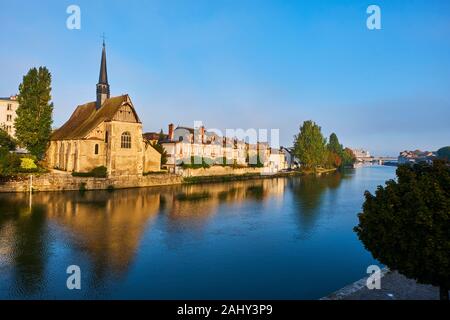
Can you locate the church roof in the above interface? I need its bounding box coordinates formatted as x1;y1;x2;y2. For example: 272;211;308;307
51;94;141;141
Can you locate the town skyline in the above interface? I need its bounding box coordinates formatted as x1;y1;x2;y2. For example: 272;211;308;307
1;0;449;155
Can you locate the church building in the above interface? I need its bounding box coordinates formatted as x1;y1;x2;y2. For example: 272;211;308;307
46;43;161;175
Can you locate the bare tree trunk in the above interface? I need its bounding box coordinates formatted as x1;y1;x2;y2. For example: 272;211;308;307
440;286;449;301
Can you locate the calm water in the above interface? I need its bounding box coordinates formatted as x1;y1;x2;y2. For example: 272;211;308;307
0;166;396;299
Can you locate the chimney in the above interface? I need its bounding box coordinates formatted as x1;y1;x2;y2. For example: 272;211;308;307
200;126;205;143
168;123;174;141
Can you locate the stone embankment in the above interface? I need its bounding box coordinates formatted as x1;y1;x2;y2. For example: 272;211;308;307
0;172;183;193
322;269;448;300
0;166;337;193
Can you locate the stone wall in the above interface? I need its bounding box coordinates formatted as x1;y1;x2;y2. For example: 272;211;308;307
179;166;263;177
0;173;183;193
0;167;266;193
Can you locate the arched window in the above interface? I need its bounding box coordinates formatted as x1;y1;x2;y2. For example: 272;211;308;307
94;144;99;155
121;132;131;149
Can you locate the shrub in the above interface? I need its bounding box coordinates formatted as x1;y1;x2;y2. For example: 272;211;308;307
0;151;21;176
180;156;211;169
20;157;38;170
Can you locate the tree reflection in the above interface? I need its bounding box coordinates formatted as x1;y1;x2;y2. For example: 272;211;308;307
290;172;344;237
0;196;49;296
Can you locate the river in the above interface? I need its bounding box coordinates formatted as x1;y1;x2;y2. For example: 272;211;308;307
0;165;396;299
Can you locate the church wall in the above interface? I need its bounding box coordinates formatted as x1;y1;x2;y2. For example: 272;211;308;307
108;121;144;175
77;139;107;172
143;142;162;173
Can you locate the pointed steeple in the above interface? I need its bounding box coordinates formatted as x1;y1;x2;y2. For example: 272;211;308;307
98;41;108;84
96;40;110;109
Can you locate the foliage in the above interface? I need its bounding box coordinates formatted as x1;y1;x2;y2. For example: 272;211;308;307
150;141;167;165
15;67;54;160
158;129;165;141
180;156;212;169
0;150;21;176
327;133;343;155
20;157;38;170
72;166;107;178
0;128;17;151
437;146;450;161
248;155;265;168
354;160;450;300
341;148;357;167
0;149;42;176
293;120;327;170
326;151;342;168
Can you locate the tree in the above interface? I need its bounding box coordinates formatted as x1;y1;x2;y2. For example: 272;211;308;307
327;133;343;155
158;129;165;142
15;67;54;160
341;147;356;167
326;151;342;168
0;128;17;152
293;120;327;169
437;146;450;161
354;160;450;300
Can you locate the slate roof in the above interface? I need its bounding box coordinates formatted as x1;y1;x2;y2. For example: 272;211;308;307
51;94;140;141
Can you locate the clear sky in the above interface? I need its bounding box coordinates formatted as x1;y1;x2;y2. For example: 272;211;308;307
1;0;449;155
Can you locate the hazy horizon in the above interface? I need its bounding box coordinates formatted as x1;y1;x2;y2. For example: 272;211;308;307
1;0;449;156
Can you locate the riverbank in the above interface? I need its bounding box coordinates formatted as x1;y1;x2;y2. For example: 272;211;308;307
0;172;183;193
322;269;448;300
0;167;338;193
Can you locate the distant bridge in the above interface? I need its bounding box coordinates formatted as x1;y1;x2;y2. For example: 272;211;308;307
357;157;397;165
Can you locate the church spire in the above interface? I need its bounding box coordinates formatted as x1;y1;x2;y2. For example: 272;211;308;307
96;40;110;109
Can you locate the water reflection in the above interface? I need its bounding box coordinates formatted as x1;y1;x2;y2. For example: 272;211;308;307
0;202;49;295
0;169;386;299
290;171;351;237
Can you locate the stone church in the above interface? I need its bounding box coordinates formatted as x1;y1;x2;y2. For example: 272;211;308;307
46;43;161;175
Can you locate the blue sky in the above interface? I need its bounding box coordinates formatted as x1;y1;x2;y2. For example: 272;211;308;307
0;0;449;155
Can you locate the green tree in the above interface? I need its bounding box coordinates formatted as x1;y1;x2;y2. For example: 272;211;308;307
15;67;54;160
0;128;17;152
293;120;327;170
354;160;450;300
437;146;450;161
341;148;356;167
327;133;343;155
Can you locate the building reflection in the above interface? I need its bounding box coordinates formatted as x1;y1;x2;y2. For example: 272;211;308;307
44;190;162;277
0;177;289;294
